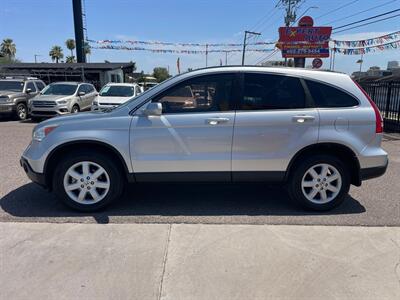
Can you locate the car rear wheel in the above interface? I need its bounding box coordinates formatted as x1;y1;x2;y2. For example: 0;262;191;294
53;151;124;211
288;155;350;211
16;103;27;120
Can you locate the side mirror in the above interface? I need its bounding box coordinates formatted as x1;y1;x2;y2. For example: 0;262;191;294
143;102;162;116
78;91;86;96
26;88;32;94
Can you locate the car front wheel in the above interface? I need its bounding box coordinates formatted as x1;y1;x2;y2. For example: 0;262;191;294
16;103;27;120
53;151;124;211
288;155;350;211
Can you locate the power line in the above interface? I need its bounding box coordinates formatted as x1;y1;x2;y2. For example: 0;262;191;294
333;8;400;31
333;13;400;34
322;0;398;26
315;0;359;20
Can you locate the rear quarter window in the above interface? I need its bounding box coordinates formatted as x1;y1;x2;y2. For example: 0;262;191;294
306;80;359;108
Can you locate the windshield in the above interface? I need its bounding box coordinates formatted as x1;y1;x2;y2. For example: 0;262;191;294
41;84;78;95
0;81;24;92
100;85;135;97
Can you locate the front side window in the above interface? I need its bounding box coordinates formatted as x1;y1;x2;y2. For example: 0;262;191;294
35;81;45;91
306;80;359;108
153;74;234;114
0;81;24;92
100;85;135;97
26;82;37;92
241;73;305;110
42;84;78;95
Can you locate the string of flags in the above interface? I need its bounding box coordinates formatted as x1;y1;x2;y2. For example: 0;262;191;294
91;45;276;54
332;40;400;55
87;39;276;47
332;30;400;47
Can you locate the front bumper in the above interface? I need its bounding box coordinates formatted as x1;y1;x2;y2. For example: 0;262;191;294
30;104;70;117
0;103;16;114
20;157;47;188
91;104;119;111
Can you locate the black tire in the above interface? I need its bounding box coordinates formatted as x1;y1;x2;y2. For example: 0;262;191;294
71;104;80;113
16;103;28;120
287;155;350;211
53;151;125;211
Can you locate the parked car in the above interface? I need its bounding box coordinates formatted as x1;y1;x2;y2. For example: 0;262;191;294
29;82;97;120
0;77;46;120
20;66;388;212
91;83;143;111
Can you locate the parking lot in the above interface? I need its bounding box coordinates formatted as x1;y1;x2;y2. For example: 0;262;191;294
0;119;399;226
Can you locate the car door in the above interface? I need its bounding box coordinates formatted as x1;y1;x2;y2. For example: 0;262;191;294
232;72;319;181
85;84;96;108
130;73;237;181
25;81;39;99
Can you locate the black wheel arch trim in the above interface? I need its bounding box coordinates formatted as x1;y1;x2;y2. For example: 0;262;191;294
285;142;362;185
43;140;134;188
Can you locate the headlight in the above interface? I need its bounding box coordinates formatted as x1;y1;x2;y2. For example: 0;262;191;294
0;96;11;103
32;125;58;142
57;100;67;105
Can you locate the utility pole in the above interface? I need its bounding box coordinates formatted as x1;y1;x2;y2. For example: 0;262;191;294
34;54;41;63
205;44;208;67
242;30;261;65
72;0;86;63
277;0;302;66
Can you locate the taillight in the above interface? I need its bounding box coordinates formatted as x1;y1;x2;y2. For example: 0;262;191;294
353;80;383;133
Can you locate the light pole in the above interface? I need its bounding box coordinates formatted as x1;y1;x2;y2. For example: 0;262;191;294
34;54;42;63
242;30;261;65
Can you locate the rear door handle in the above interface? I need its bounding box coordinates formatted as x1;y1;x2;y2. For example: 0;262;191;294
292;115;315;123
206;117;230;125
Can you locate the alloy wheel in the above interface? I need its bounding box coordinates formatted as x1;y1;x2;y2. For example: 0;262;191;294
63;161;110;204
301;163;342;204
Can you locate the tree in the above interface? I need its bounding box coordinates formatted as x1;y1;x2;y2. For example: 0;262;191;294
65;39;76;57
66;56;76;63
84;42;91;56
49;46;64;63
1;38;16;59
152;67;170;83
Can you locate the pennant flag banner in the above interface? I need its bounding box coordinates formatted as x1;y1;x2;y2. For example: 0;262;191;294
332;30;400;47
333;40;400;55
91;45;276;54
88;39;276;47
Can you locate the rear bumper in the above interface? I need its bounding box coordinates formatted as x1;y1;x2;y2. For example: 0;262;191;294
20;157;47;188
360;160;388;181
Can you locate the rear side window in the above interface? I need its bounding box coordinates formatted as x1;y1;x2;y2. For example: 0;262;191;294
241;74;305;110
306;80;359;108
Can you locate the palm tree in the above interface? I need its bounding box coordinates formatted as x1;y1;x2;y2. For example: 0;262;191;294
1;38;16;59
49;46;64;63
65;39;76;57
84;42;91;55
66;56;75;63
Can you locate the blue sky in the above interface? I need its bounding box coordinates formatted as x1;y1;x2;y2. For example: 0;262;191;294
1;0;399;75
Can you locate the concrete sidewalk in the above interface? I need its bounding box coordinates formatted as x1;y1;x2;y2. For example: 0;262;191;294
1;223;399;300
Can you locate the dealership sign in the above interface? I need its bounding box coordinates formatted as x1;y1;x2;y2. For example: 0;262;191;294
278;17;332;58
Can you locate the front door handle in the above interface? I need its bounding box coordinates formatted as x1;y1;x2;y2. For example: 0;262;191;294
206;117;230;125
292;115;315;123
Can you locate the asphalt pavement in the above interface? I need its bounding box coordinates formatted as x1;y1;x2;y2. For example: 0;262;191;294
0;119;399;226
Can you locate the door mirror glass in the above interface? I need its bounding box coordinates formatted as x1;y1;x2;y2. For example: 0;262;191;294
143;102;162;116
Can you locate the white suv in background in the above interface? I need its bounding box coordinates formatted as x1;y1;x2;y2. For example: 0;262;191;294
91;83;143;111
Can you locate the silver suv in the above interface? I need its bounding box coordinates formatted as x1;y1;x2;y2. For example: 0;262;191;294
29;82;97;120
0;77;46;120
20;67;388;211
